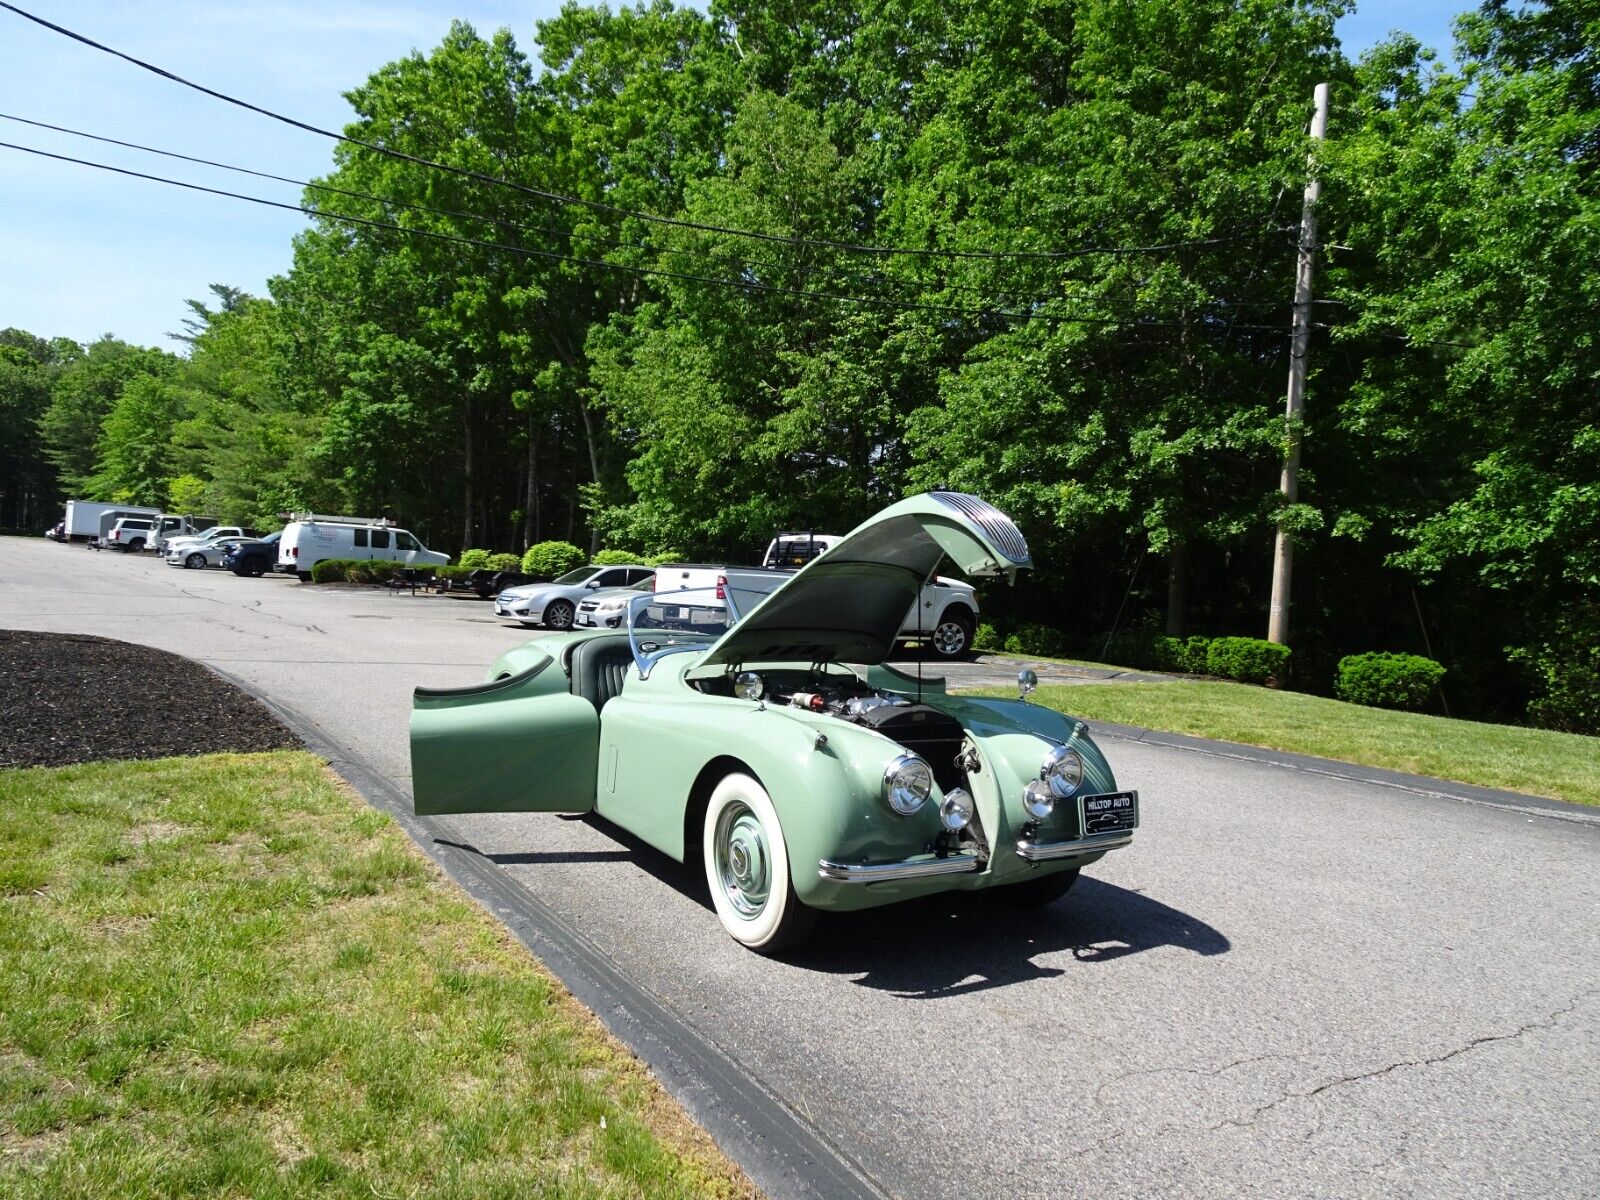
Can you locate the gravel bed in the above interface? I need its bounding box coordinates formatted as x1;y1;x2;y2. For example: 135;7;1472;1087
0;630;300;769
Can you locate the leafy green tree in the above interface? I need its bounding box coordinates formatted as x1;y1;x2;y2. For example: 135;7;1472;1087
37;337;175;496
84;375;187;506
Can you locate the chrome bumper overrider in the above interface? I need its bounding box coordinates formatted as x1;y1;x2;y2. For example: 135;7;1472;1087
818;852;983;884
1014;832;1133;862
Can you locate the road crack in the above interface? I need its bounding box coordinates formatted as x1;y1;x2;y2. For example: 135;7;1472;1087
1207;987;1599;1133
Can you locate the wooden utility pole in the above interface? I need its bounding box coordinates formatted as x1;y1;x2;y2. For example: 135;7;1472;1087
1268;82;1330;647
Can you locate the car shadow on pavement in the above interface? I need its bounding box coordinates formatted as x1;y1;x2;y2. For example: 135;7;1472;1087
785;880;1231;999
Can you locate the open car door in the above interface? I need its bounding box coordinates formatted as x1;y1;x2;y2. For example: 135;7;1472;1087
410;654;597;816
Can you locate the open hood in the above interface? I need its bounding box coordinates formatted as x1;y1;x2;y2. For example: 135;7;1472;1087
692;491;1031;672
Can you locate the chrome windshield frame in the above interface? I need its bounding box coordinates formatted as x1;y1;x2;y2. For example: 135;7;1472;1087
627;586;742;678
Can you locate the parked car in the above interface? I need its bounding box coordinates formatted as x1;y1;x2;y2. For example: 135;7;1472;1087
574;575;656;628
655;531;983;660
277;513;448;580
168;537;249;569
164;526;252;557
105;516;157;552
494;564;655;630
151;514;218;555
221;533;282;577
411;491;1139;954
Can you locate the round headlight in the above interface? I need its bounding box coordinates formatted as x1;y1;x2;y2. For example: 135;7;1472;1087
939;787;975;832
734;671;764;701
1023;779;1056;820
1041;745;1084;799
882;754;933;816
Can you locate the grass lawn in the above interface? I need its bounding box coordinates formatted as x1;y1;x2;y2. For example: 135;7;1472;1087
976;681;1600;807
0;751;750;1199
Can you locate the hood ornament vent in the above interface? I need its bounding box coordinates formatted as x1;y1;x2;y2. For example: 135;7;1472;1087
930;492;1031;565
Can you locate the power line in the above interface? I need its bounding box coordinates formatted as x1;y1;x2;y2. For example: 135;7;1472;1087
0;110;1098;310
0;0;1281;265
2;138;1300;333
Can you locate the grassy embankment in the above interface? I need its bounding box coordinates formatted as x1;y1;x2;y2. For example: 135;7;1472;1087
974;680;1600;807
0;751;750;1199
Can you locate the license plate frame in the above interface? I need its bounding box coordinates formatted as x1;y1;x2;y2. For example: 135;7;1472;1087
1079;790;1139;836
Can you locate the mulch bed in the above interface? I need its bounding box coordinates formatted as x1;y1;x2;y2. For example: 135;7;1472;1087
0;631;301;769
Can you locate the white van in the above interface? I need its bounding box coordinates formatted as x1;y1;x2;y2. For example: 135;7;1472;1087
276;514;449;580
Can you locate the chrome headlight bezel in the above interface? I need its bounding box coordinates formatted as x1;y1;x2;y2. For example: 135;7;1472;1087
882;753;933;816
1041;745;1084;799
734;671;764;701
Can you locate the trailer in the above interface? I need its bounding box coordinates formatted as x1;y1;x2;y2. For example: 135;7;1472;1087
59;500;163;545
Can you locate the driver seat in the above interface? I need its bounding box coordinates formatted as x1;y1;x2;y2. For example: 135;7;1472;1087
567;636;634;712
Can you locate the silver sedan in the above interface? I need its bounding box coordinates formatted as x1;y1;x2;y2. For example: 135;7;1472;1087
494;564;653;629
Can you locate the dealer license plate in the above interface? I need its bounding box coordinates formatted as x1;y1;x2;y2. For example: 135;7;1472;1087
1079;790;1139;836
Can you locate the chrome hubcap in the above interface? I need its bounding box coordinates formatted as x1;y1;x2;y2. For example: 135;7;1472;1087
715;802;770;919
933;620;967;656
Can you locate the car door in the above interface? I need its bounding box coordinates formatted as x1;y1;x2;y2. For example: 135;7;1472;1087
410;653;598;815
394;530;424;563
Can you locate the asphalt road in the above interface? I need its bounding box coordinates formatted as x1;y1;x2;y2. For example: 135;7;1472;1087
6;538;1598;1199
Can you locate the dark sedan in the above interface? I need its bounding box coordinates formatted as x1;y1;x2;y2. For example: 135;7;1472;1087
222;531;282;577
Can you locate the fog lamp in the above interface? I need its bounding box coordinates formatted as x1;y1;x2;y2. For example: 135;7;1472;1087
734;671;764;701
1023;780;1056;820
939;788;975;832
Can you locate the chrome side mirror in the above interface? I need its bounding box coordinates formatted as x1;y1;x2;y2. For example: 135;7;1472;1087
1017;668;1038;702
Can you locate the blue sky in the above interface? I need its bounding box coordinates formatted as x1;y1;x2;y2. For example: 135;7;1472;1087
0;1;1462;350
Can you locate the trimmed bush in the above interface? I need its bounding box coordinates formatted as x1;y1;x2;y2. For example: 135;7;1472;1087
591;548;641;566
310;558;356;583
458;548;492;570
1335;652;1446;711
521;540;586;578
646;550;686;567
1101;631;1211;672
485;552;521;572
973;622;1003;652
432;565;477;580
1002;622;1070;658
1206;637;1291;685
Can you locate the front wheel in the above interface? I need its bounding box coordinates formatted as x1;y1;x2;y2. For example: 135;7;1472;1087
544;599;575;630
185;552;206;569
927;609;976;660
703;773;815;954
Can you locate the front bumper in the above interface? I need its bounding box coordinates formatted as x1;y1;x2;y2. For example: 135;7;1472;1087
1015;831;1134;861
817;851;983;884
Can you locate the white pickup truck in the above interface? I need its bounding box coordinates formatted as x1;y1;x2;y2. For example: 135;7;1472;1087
654;532;981;659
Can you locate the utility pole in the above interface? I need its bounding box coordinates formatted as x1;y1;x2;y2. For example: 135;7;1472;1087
1268;82;1330;647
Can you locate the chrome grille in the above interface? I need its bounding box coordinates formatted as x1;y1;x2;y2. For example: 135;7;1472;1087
930;492;1031;564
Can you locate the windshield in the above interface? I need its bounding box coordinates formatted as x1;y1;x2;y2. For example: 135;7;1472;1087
627;587;740;677
553;568;598;585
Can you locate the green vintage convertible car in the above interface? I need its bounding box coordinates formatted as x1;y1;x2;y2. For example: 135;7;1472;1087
411;492;1139;953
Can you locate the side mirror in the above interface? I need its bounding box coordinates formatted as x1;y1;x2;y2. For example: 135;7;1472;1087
586;579;602;589
1017;668;1038;702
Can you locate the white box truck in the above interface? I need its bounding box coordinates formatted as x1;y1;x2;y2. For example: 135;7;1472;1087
59;501;164;547
276;513;449;581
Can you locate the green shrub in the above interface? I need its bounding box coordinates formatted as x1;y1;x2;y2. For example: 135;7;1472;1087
1334;651;1446;711
310;558;355;583
592;549;641;566
1002;622;1070;657
1509;616;1600;734
432;565;477;581
646;550;686;567
485;552;522;572
520;540;586;578
1102;631;1209;671
457;548;492;570
1206;637;1292;685
973;622;1003;652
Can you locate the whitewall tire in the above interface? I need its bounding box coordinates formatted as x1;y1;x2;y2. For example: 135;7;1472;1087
703;773;815;953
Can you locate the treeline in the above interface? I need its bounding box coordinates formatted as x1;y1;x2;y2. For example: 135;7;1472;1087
2;0;1595;733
